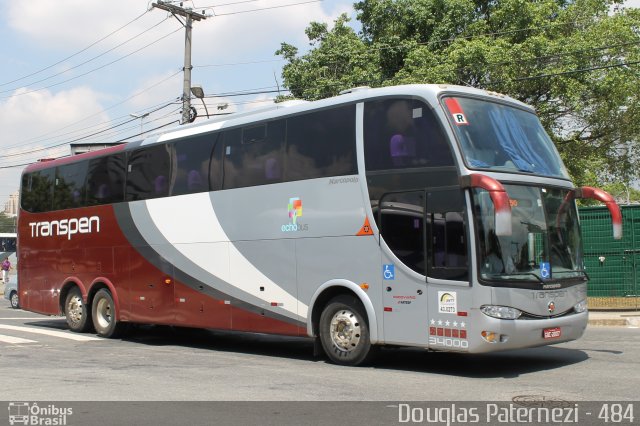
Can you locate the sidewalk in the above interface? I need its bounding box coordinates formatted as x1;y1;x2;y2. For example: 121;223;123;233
588;311;640;327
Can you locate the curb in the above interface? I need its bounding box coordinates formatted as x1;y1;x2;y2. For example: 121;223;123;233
588;316;640;327
588;319;629;327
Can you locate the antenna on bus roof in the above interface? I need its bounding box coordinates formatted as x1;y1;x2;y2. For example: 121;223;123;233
339;86;370;95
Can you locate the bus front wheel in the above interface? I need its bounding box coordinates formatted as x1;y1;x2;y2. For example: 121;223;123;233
64;287;92;333
92;289;124;338
319;295;373;366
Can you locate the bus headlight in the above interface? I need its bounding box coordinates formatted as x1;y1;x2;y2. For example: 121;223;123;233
573;299;588;313
480;305;522;320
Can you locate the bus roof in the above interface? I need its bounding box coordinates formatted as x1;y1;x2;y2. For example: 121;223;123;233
21;84;530;174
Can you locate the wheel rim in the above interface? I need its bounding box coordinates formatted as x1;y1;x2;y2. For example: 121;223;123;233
329;309;362;352
95;297;112;330
66;294;84;325
11;293;18;308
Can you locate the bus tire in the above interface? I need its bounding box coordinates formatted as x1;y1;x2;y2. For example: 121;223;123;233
92;289;124;338
64;287;92;333
10;291;19;309
319;295;373;366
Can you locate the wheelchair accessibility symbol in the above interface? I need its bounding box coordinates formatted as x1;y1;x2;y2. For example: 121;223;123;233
540;262;551;280
383;264;395;280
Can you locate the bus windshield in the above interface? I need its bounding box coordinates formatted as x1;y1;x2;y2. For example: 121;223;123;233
444;97;569;179
473;185;584;283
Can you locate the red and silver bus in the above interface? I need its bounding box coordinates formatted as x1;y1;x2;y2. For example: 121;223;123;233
18;84;621;365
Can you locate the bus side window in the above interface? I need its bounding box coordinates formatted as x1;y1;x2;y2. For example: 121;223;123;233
21;169;55;213
378;191;426;276
426;190;469;281
364;98;454;171
171;133;215;196
53;161;89;210
222;121;285;190
126;145;172;201
285;105;357;181
86;154;126;205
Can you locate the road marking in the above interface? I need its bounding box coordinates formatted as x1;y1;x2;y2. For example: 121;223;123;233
0;334;37;344
0;324;101;341
0;317;63;320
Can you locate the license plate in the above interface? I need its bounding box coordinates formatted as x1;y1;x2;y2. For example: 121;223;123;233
543;327;562;339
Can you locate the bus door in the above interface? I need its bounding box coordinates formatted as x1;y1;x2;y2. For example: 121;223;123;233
379;191;430;346
424;189;470;351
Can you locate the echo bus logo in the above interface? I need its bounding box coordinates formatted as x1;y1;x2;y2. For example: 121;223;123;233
28;216;100;240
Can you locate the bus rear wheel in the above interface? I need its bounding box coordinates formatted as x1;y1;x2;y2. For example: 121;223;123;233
10;291;19;309
319;295;373;366
64;287;92;333
92;289;124;338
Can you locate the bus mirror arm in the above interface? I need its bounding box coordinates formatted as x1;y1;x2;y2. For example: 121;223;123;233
461;174;512;237
575;187;623;240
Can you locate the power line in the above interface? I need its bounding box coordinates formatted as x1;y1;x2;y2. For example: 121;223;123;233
205;0;323;16
0;26;183;99
0;10;150;88
498;59;640;84
0;101;180;160
4;70;183;150
195;58;284;68
1;17;171;94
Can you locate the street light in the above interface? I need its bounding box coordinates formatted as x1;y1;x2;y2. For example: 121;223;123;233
129;112;150;136
190;85;209;119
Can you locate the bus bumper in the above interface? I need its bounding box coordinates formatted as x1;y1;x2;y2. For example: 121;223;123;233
464;310;588;353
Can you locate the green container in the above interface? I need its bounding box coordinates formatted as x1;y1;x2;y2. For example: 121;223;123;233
579;205;640;309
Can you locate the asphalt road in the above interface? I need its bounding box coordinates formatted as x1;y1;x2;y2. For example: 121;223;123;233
0;305;640;426
0;305;638;425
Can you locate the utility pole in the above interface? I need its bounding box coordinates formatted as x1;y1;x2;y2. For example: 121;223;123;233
151;1;207;124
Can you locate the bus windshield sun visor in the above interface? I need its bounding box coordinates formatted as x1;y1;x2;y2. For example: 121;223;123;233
460;174;512;236
574;186;622;240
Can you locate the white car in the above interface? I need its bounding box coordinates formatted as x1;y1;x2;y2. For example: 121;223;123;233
4;280;18;309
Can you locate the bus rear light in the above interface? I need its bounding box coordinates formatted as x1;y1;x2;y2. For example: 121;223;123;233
480;305;522;319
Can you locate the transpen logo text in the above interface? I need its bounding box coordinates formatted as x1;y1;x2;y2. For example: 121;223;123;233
29;216;100;240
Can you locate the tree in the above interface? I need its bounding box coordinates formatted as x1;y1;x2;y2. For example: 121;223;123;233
277;0;640;187
0;214;16;233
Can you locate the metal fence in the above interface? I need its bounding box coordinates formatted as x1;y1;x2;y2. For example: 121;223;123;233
580;205;640;310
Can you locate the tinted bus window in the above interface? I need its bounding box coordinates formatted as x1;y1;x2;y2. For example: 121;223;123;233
222;120;285;189
286;105;357;181
364;98;453;171
86;154;126;205
172;134;217;196
126;145;172;201
53;161;89;210
427;189;468;281
21;168;55;213
378;191;426;275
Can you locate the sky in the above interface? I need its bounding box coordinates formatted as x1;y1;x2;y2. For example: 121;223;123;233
0;0;355;207
0;0;638;209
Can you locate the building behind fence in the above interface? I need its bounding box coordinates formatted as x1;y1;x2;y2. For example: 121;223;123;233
580;205;640;310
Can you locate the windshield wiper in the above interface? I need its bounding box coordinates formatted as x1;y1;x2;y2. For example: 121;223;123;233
551;269;590;280
482;272;544;283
